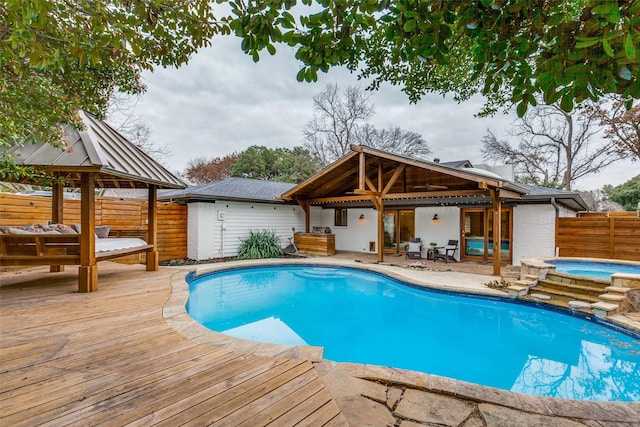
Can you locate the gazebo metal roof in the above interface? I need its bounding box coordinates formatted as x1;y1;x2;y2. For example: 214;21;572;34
2;111;185;189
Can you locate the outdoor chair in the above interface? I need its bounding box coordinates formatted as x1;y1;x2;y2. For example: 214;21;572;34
405;237;423;259
433;240;459;263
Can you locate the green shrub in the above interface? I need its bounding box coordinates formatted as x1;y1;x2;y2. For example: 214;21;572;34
237;230;283;259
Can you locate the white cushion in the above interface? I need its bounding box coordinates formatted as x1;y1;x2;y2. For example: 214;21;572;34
408;242;421;252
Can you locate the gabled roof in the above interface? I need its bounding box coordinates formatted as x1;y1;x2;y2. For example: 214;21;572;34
159;177;297;203
3;111;185;189
281;145;528;206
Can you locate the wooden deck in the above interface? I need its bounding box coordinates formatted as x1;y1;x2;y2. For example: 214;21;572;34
0;263;346;426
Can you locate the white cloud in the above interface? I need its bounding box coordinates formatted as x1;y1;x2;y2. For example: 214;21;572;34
129;36;637;190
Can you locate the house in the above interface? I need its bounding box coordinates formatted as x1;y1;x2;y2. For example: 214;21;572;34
284;146;588;271
163;146;587;269
159;178;304;260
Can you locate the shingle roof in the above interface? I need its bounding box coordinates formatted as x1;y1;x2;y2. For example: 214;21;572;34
517;183;589;210
3;111;185;189
159;178;297;203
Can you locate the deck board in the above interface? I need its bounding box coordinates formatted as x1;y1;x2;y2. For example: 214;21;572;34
0;263;346;426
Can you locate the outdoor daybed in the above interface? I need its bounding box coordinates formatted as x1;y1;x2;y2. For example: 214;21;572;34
0;225;153;267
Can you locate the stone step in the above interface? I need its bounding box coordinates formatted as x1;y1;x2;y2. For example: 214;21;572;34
530;293;551;301
599;293;628;312
537;279;607;297
568;300;593;311
507;285;529;297
591;301;619;318
529;285;600;303
604;286;633;294
524;274;539;281
545;272;610;289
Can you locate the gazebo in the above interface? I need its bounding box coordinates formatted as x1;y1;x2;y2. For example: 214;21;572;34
1;111;185;292
282;145;528;275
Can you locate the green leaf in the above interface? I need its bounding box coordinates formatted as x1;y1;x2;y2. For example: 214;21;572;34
403;19;416;32
266;43;276;55
516;100;527;117
560;94;573;112
296;68;305;82
575;38;600;49
602;38;614;57
624;33;636;60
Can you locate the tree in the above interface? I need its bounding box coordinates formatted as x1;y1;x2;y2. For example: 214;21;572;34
5;1;639;171
481;102;620;190
304;84;431;166
184;153;241;185
593;98;640;161
1;0;227;151
107;94;172;163
603;175;640;211
230;146;319;183
229;1;640;115
304;84;375;166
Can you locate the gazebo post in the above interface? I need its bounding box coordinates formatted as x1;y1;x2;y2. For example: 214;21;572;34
146;185;159;271
78;172;97;292
50;176;64;273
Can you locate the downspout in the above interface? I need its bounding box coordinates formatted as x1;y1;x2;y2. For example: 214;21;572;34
550;197;560;218
550;197;560;257
220;222;225;258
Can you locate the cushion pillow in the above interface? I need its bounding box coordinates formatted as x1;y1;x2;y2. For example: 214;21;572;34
95;225;111;238
408;242;421;252
8;227;35;234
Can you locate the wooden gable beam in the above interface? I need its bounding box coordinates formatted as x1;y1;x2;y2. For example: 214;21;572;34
365;175;377;193
381;165;405;196
358;152;365;191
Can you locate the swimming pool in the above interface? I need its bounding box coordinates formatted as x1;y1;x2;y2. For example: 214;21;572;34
187;265;640;401
546;260;640;280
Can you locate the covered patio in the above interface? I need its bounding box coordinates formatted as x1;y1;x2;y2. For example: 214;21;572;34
282;145;528;275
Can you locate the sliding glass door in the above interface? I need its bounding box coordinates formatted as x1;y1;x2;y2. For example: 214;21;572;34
383;210;415;254
461;208;512;262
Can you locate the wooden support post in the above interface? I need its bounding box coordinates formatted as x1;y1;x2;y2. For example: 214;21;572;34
490;189;501;276
297;200;310;233
50;177;64;273
374;195;384;263
79;172;97;292
146;185;159;271
358;152;365;191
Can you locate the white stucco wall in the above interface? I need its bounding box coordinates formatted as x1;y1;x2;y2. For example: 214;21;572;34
311;206;461;259
187;201;305;260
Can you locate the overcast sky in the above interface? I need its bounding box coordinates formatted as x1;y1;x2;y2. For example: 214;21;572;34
122;35;637;191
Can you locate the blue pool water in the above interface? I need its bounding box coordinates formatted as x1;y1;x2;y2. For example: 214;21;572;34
187;265;640;401
547;260;640;280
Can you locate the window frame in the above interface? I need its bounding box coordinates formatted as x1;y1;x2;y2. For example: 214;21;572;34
334;208;348;227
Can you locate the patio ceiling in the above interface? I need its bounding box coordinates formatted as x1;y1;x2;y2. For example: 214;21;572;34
282;145;527;206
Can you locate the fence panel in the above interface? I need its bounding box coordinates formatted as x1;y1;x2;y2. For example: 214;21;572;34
556;215;640;261
0;193;187;262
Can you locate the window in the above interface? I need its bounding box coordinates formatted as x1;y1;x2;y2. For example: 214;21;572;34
334;208;348;226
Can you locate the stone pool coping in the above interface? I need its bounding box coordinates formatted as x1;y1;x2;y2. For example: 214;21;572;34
163;258;640;424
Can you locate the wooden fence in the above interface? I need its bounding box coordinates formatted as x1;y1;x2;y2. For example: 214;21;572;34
0;193;187;263
556;212;640;261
